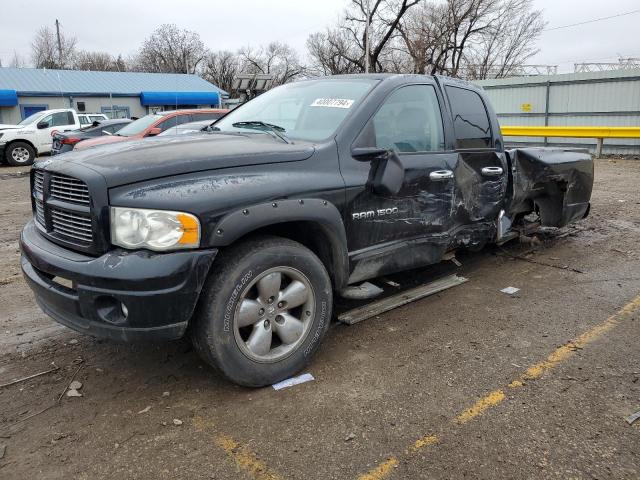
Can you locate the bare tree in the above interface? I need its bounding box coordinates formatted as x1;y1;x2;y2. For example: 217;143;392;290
399;0;544;78
202;50;239;93
306;0;420;74
31;25;77;69
73;51;128;72
461;0;545;79
306;29;363;75
9;51;28;68
135;24;208;74
238;42;304;85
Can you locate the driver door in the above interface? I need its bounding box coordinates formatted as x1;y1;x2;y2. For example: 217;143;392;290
342;83;458;281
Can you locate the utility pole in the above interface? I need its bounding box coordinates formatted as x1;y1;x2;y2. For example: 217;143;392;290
55;19;63;66
364;0;370;73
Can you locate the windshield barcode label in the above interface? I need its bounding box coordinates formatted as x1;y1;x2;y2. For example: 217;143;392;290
310;98;354;109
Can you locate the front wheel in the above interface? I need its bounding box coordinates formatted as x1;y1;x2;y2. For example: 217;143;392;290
191;236;333;387
5;142;36;166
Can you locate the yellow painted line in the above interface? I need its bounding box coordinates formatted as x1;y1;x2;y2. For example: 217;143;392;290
408;434;439;453
215;434;282;480
455;389;506;424
354;294;640;480
193;416;282;480
357;457;399;480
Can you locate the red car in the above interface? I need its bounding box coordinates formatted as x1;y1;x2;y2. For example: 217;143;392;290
75;109;228;151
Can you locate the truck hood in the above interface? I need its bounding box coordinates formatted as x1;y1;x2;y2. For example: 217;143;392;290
38;133;316;188
0;124;23;131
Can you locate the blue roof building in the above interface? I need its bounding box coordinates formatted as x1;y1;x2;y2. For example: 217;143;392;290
0;67;227;124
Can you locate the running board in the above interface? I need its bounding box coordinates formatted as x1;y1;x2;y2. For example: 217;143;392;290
338;274;468;325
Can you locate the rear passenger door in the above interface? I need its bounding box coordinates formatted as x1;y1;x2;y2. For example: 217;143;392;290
444;85;508;224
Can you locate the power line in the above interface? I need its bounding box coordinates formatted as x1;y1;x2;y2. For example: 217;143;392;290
544;8;640;32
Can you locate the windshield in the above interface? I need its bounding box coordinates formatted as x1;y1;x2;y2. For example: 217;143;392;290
213;78;378;142
18;112;45;126
115;114;161;136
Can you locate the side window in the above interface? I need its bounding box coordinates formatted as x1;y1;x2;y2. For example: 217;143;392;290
51;111;74;127
358;85;445;153
194;112;223;121
79;116;90;125
446;86;492;149
158;116;178;132
39;114;53;127
175;115;193;126
101;126;115;134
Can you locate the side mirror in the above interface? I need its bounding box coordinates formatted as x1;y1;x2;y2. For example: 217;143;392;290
351;146;405;196
147;127;162;136
92;121;100;127
37;121;49;129
351;147;389;161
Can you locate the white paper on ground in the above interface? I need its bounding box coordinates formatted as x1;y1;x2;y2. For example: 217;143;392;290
272;373;314;390
500;286;521;294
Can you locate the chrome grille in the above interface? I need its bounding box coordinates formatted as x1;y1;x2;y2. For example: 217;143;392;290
35;199;45;226
51;209;93;244
50;173;90;205
34;170;44;195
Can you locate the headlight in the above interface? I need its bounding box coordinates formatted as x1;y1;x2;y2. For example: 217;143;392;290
110;207;200;251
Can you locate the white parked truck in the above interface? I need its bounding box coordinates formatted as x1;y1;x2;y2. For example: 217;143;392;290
0;109;82;166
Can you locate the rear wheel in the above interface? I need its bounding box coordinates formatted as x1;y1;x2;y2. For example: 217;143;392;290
191;236;333;387
5;142;35;166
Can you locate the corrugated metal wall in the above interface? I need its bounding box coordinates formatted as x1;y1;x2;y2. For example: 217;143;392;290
474;69;640;154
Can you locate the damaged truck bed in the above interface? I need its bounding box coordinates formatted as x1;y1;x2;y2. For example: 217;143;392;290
21;73;593;386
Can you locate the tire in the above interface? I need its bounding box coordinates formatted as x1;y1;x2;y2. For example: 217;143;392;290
5;142;36;166
191;235;333;387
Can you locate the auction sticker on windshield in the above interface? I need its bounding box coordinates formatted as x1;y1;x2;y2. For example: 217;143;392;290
310;98;354;108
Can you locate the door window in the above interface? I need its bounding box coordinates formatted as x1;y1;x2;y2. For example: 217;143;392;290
51;111;75;127
358;85;445;153
158;116;179;132
446;86;492;149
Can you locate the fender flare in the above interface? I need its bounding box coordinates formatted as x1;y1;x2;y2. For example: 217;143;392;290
211;198;349;288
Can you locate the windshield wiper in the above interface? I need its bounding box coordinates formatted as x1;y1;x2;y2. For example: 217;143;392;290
231;121;291;144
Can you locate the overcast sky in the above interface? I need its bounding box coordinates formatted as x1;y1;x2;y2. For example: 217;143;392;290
0;0;639;73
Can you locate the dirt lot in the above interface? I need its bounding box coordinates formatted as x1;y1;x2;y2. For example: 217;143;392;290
0;158;639;480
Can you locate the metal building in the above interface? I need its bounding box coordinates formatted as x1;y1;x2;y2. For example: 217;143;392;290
0;68;228;125
474;69;640;155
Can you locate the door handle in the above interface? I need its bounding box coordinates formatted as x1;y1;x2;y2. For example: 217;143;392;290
481;166;503;177
429;170;454;181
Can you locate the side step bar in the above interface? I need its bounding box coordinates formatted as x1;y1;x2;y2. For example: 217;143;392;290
338;274;468;325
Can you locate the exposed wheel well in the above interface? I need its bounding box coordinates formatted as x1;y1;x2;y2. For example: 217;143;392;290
231;221;347;290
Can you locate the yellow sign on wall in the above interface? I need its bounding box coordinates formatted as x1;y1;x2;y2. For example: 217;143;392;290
520;103;533;112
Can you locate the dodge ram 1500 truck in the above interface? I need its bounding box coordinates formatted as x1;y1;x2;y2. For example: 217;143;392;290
20;74;593;387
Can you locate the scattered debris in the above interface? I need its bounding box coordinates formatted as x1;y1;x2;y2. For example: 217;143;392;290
66;389;82;398
0;363;59;389
501;287;521;295
498;246;584;273
625;411;640;426
172;419;183;426
0;444;5;459
68;339;78;345
162;391;170;397
339;282;384;300
69;380;82;391
272;373;315;390
383;279;401;288
137;406;152;414
344;432;356;442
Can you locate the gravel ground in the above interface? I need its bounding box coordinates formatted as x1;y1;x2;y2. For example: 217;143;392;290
0;158;638;479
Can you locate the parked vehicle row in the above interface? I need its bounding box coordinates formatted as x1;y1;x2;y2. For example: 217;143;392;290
0;108;228;165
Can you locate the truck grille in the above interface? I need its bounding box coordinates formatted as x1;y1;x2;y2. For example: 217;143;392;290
50;173;90;204
51;209;93;243
32;169;94;248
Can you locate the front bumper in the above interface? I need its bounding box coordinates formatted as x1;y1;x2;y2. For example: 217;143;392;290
20;220;217;342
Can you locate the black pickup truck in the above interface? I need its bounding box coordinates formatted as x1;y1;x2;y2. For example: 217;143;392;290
21;74;593;386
